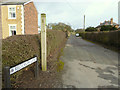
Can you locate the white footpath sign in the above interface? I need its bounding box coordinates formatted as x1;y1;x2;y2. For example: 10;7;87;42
10;57;37;75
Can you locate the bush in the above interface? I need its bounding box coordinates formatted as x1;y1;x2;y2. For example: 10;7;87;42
85;27;97;32
80;31;120;51
75;29;84;33
100;25;117;31
2;30;67;87
48;22;73;32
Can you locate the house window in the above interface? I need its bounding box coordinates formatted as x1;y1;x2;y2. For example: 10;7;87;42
8;7;16;19
9;25;16;36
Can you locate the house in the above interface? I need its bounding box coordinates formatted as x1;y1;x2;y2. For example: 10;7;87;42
96;18;119;31
1;0;38;39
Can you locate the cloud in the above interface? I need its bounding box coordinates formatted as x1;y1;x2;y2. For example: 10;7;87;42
34;0;119;29
84;0;115;17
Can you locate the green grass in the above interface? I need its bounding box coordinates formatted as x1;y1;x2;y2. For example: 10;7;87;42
57;60;64;72
56;46;65;72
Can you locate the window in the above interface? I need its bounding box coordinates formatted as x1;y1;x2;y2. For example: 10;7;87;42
9;25;16;36
8;7;16;19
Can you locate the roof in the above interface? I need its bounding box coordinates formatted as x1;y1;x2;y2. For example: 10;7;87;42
102;21;117;25
97;21;118;28
96;22;119;28
0;0;32;5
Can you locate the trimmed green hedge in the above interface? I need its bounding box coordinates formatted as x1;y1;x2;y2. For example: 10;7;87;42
2;30;67;87
80;31;120;50
47;30;66;57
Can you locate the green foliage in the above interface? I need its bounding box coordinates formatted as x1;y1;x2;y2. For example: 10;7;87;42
75;29;84;33
85;27;97;32
100;25;117;31
2;35;40;87
47;30;66;57
80;31;120;50
48;22;73;32
2;30;67;87
2;35;40;68
57;60;64;72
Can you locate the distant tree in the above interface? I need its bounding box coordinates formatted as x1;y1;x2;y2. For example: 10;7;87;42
75;29;84;33
100;25;117;31
38;26;40;28
85;27;97;32
48;22;73;32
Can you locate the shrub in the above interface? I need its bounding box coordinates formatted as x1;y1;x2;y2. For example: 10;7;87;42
85;27;97;32
75;29;84;33
80;31;120;51
100;25;117;31
2;30;67;87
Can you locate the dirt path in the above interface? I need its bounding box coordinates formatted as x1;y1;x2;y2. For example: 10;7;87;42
60;35;118;88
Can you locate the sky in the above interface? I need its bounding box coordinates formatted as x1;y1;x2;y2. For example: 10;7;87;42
118;1;120;25
34;0;119;30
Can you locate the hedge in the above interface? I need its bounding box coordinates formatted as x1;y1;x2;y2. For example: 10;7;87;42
2;30;67;87
80;31;120;51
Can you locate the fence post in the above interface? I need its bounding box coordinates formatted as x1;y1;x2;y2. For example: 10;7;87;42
35;55;39;79
4;66;11;88
41;13;47;71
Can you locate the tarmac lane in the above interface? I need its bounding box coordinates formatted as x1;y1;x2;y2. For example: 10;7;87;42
60;35;118;88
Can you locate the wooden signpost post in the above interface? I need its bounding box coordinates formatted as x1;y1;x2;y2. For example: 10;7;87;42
41;13;47;71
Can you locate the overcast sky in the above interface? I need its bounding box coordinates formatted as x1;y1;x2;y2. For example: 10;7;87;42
34;0;119;29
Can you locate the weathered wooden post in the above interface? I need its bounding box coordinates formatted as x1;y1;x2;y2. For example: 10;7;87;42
41;13;47;71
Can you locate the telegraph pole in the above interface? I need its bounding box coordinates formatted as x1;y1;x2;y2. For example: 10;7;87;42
41;13;47;71
83;15;85;31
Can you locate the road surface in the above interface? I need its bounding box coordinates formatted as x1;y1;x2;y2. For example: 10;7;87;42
60;35;118;88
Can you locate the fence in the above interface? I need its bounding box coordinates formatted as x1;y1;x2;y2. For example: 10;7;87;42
4;55;39;88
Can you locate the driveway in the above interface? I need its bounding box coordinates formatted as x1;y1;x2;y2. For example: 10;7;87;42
60;35;118;88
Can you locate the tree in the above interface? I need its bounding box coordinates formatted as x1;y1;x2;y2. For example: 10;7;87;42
48;22;73;32
100;25;117;31
75;29;84;33
85;27;97;32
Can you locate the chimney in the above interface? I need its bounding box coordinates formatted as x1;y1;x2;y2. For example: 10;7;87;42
110;18;113;25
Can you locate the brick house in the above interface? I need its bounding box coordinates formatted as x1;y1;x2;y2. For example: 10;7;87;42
1;0;38;39
96;18;119;31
